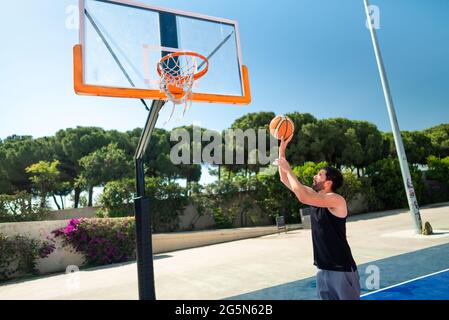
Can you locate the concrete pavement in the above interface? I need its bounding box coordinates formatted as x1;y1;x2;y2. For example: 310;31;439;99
1;203;448;300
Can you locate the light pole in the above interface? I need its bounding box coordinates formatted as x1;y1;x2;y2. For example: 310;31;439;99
363;0;423;233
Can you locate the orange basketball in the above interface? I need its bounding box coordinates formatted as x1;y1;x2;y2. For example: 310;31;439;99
269;115;295;141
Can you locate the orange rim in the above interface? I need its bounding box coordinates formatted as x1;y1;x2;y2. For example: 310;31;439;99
157;51;209;80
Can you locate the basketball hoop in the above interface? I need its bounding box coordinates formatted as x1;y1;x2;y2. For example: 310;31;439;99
157;51;209;122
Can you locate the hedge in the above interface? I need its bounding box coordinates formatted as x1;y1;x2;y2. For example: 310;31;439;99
0;192;50;223
52;218;136;267
0;232;55;282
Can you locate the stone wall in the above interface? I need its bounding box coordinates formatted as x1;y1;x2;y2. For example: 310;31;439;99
0;220;85;275
47;207;99;221
46;194;275;231
0;220;302;278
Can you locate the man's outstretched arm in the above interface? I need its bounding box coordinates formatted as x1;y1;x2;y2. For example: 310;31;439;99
278;139;293;191
277;158;344;209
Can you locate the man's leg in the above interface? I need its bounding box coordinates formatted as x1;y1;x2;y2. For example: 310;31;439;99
333;270;360;300
316;269;339;300
318;269;360;300
340;270;361;300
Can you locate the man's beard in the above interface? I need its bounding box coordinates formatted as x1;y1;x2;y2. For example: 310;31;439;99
312;181;325;192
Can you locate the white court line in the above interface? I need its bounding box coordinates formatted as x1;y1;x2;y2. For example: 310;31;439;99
361;267;449;297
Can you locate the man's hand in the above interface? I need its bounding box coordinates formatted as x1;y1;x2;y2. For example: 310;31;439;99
277;135;294;191
279;136;293;159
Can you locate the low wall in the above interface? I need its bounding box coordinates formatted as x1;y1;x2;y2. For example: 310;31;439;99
47;207;100;221
47;197;273;231
178;204;216;231
153;224;302;253
0;220;85;275
0;220;302;277
348;193;369;215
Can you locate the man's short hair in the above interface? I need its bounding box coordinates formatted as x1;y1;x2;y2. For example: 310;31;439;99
322;166;344;192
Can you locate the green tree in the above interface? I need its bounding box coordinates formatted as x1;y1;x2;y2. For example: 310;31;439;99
352;121;385;174
129;127;190;181
385;131;433;165
142;128;175;178
365;158;425;210
177;164;202;190
106;129;135;158
53;127;110;208
112;127;202;184
292;119;384;174
425;156;449;202
0;139;12;194
0;136;53;193
339;171;363;206
227;112;318;175
254;167;305;224
231;112;277;130
79;143;132;207
341;127;364;172
293;161;329;187
52;181;72;210
25;160;61;209
0;167;13;195
97;178;135;218
424;124;449;158
228;112;276;176
427;156;449;185
283;112;318;165
99;177;188;232
299;119;351;168
0;192;50;222
169;125;209;182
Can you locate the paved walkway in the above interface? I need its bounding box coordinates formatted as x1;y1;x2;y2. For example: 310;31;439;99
1;203;449;300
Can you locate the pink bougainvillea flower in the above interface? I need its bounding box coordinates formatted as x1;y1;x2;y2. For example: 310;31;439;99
64;218;81;234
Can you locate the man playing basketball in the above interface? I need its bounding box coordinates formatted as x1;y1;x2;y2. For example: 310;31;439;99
277;137;360;300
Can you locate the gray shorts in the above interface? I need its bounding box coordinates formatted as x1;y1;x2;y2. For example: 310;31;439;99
316;269;361;300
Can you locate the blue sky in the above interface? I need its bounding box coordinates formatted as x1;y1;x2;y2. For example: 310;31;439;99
0;0;448;140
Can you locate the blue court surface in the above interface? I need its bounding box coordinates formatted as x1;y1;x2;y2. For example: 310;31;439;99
361;268;449;300
227;243;449;300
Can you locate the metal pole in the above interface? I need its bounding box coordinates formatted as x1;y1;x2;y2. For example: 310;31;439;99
363;0;422;233
84;6;167;298
134;159;154;300
134;100;165;300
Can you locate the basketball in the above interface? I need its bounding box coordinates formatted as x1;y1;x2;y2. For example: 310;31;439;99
269;115;295;141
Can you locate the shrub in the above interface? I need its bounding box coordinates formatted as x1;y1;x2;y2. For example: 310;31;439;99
293;161;329;187
0;191;50;223
52;218;136;267
0;232;55;282
97;179;135;218
366;158;426;210
190;176;273;229
192;179;240;229
254;172;303;224
339;171;363;204
98;178;188;232
425;156;449;202
198;162;333;226
423;179;448;204
211;207;235;229
359;176;383;212
146;177;189;232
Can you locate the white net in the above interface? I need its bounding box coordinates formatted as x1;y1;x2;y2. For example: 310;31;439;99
158;52;205;123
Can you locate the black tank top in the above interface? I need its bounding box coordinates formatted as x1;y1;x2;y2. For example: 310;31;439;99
310;206;357;272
